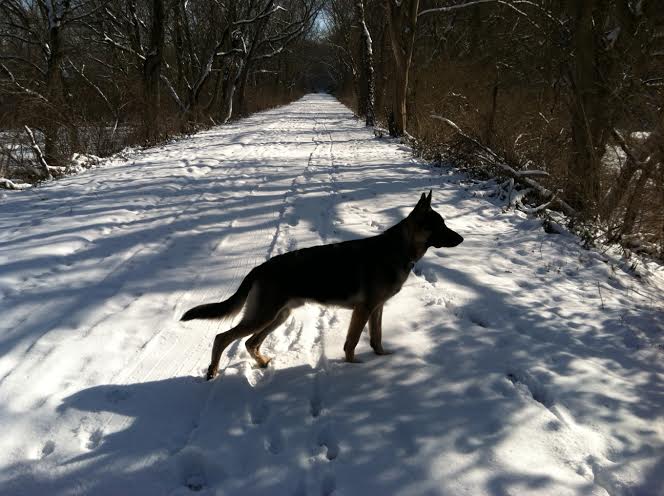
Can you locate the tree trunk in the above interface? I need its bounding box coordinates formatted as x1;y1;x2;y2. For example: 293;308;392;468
375;21;389;121
355;0;375;127
385;0;419;136
484;83;498;145
235;59;252;117
43;12;66;166
143;0;166;142
566;0;604;212
220;60;243;124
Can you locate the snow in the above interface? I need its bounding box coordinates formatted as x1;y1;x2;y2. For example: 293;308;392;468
0;94;662;496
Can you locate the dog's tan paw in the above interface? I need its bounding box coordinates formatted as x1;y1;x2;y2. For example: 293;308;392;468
256;356;271;368
205;366;218;381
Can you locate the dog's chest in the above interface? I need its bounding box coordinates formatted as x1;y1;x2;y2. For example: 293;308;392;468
381;264;412;300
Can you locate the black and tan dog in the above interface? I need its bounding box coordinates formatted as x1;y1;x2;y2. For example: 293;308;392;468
182;190;463;380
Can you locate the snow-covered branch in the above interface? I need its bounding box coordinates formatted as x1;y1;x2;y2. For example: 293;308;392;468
0;177;32;190
0;63;50;104
419;0;542;29
0;55;46;76
67;59;115;116
160;74;187;113
234;4;286;27
24;125;53;179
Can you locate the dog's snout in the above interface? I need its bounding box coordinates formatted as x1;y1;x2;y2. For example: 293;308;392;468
447;232;463;247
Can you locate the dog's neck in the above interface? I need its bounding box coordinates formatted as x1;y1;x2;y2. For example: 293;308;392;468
385;216;430;268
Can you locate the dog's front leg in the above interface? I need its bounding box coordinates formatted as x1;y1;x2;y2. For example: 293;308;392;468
369;304;392;355
344;306;371;363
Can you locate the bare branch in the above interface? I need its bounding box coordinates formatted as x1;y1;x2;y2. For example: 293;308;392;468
431;114;576;216
418;0;543;29
0;63;50;104
0;55;46;76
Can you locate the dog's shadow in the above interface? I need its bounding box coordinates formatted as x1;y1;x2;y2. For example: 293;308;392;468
26;347;550;495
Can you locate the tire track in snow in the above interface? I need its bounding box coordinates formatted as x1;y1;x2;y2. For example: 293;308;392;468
280;116;342;496
160;113;332;483
112;119;290;381
75;129;294;446
218;122;321;384
0;133;255;389
170;112;344;495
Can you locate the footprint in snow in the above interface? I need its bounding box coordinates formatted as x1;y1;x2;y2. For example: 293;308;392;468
86;428;104;450
249;401;270;425
369;219;382;230
467;312;489;328
175;448;216;492
506;371;555;409
413;266;437;284
516;279;535;290
317;424;340;461
310;372;326;418
423;295;443;307
265;427;285;455
40;440;56;458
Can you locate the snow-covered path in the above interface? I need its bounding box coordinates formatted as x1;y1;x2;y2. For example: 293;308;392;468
1;94;662;496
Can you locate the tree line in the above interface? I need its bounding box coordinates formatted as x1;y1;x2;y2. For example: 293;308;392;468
326;0;663;257
0;0;323;180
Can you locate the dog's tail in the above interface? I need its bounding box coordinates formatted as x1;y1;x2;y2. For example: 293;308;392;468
180;269;256;321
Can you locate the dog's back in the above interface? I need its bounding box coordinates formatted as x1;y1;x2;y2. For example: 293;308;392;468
254;230;410;308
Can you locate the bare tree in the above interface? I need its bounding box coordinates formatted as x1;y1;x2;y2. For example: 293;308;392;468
0;0;98;165
355;0;375;126
143;0;166;141
385;0;419;136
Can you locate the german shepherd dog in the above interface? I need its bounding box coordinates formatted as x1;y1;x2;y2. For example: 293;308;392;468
182;191;463;380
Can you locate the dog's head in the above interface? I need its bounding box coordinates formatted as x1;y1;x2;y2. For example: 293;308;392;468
409;190;463;248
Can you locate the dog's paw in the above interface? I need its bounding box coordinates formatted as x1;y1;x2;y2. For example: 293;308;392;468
205;367;218;381
344;356;364;364
373;348;393;356
254;355;272;368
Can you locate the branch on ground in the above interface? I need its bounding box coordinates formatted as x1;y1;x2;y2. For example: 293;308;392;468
431;114;576;217
23;125;66;180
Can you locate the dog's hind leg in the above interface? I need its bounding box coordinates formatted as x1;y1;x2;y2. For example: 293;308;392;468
369;304;391;355
207;322;261;380
206;286;284;380
344;306;372;363
245;308;291;368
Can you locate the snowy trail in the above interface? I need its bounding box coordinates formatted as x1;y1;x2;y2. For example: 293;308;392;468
0;94;662;495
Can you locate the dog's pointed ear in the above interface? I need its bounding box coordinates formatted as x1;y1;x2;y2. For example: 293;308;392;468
413;192;426;211
415;191;432;209
413;191;432;215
